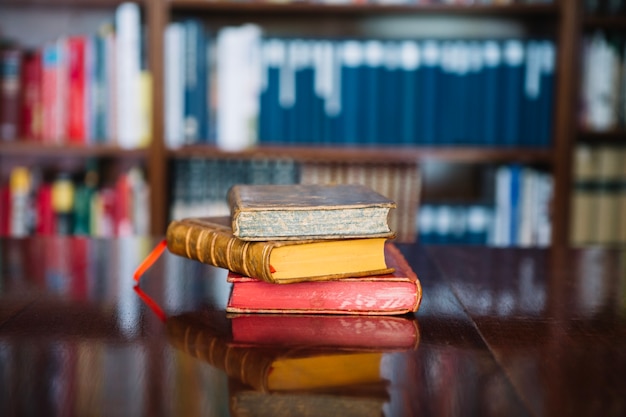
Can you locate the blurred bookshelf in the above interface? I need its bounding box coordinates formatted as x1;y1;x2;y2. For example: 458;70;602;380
1;0;619;247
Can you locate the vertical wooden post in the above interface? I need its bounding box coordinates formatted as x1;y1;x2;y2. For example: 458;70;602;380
551;0;581;248
146;0;167;236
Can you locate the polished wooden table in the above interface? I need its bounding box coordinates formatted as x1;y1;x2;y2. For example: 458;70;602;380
0;237;624;416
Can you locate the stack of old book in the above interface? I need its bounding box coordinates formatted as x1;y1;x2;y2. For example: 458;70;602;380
166;184;423;315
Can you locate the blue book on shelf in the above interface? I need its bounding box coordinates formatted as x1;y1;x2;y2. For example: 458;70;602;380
521;40;541;147
418;205;436;244
501;40;525;147
420;41;440;146
322;42;342;145
453;42;471;146
260;39;286;144
363;40;384;145
438;42;454;146
380;42;401;144
538;40;555;147
183;19;208;144
281;40;298;145
466;205;491;245
310;41;327;145
399;40;420;145
466;42;485;146
339;40;362;145
91;34;107;143
295;41;315;144
508;164;522;246
482;41;502;147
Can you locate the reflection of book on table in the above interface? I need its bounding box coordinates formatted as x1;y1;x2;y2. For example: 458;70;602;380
226;243;422;315
227;184;396;241
166;309;401;393
229;313;420;350
166;216;392;284
228;377;390;417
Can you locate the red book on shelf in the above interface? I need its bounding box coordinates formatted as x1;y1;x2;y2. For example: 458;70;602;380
66;36;86;143
19;50;43;140
226;243;422;316
230;313;420;351
35;183;56;235
0;184;10;236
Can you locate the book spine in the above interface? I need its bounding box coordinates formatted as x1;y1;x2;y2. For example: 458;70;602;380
66;36;87;143
165;219;278;283
0;48;22;141
19;50;43;140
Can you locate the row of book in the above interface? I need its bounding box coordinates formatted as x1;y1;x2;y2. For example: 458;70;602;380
584;0;626;15
492;164;552;247
417;165;553;247
570;145;626;246
580;31;626;132
165;21;556;150
0;164;149;237
169;157;420;242
0;2;149;148
418;204;492;245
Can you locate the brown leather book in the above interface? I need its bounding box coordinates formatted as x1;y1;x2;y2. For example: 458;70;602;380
166;216;393;284
227;184;396;241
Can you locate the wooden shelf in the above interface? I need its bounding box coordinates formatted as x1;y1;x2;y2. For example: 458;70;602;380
583;16;626;29
168;1;558;17
0;142;149;159
0;0;138;8
167;145;553;165
578;129;626;142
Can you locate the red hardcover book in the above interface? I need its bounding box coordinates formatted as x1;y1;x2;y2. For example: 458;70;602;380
230;313;420;351
35;183;56;235
66;36;86;142
42;40;64;143
0;47;22;141
19;50;43;140
226;243;422;316
0;183;10;236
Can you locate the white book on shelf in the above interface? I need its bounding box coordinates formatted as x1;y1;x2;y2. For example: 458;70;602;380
164;22;185;149
494;165;512;247
115;2;142;148
216;24;262;151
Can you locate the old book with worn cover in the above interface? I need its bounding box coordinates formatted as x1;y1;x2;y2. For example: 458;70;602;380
166;216;393;284
227;184;396;241
167;309;394;393
226;243;422;315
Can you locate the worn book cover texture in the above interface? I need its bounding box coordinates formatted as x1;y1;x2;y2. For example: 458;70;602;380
226;243;422;315
227;184;396;241
166;216;392;284
166;309;390;393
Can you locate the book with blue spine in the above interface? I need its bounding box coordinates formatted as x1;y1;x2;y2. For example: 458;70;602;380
259;39;285;144
420;40;440;145
380;42;401;145
501;40;525;147
363;40;384;145
482;41;502;147
183;19;208;144
399;40;420;145
539;40;555;147
340;40;363;145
